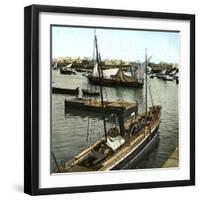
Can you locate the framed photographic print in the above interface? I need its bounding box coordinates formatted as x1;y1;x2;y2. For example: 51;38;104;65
24;4;195;195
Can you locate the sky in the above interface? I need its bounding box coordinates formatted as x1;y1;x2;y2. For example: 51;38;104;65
52;26;180;64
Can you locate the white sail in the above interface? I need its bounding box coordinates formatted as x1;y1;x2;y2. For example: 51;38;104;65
91;63;99;77
62;63;72;70
65;63;72;68
92;67;119;78
53;62;57;69
161;68;167;75
103;68;119;78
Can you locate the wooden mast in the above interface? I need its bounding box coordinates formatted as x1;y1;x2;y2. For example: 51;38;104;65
94;32;107;142
145;48;148;137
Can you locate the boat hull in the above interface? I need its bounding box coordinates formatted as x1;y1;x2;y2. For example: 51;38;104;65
60;69;77;75
110;125;159;170
88;76;143;88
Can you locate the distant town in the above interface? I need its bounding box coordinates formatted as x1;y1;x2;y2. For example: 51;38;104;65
52;56;179;73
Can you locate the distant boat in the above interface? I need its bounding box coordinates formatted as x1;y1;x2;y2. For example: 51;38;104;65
176;77;179;84
163;75;173;81
149;74;156;79
53;62;58;70
174;73;179;84
52;87;79;95
157;68;167;79
169;69;177;77
60;64;77;75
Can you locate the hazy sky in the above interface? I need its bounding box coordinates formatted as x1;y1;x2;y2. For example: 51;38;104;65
52;26;180;64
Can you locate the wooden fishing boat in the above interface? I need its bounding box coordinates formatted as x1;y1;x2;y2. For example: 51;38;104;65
88;74;144;87
87;34;145;88
59;98;161;172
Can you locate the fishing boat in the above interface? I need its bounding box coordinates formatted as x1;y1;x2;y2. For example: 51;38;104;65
87;34;145;88
88;67;144;87
60;63;77;75
169;69;177;77
53;34;161;173
157;68;167;79
163;75;173;81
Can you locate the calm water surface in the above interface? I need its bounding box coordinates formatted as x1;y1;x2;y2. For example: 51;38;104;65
51;70;178;172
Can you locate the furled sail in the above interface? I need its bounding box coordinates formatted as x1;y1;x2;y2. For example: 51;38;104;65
111;67;136;82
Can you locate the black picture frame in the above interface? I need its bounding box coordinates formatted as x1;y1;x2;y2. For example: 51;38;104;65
24;4;195;196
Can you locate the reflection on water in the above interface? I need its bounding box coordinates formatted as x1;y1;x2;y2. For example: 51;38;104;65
51;70;178;172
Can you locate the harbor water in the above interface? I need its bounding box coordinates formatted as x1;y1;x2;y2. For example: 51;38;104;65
51;70;178;172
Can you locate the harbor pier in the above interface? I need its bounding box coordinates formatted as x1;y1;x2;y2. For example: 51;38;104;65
163;147;178;168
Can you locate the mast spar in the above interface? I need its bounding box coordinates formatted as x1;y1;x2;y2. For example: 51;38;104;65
145;48;148;137
94;32;107;142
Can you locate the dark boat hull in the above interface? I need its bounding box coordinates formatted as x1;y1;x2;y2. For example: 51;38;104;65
111;125;159;170
52;87;79;95
60;69;76;75
88;76;143;88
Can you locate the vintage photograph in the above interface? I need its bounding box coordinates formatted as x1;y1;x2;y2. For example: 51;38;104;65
50;26;179;173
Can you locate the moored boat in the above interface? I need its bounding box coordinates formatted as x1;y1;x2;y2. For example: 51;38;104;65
60;63;77;75
52;87;79;95
88;74;144;87
157;68;167;79
87;33;146;88
163;75;174;81
59;102;161;172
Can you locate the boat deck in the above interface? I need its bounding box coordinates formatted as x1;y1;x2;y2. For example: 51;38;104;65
64;98;138;117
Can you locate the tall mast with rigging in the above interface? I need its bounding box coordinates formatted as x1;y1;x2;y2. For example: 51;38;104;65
94;32;107;142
